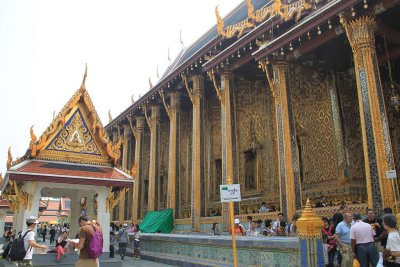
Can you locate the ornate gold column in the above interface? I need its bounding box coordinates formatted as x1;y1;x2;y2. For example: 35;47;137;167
209;71;238;230
183;74;205;231
260;61;301;219
341;16;396;212
145;105;161;211
131;116;145;222
160;91;181;218
118;125;131;224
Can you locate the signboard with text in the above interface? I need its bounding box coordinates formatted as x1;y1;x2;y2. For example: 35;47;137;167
220;184;241;202
386;170;397;179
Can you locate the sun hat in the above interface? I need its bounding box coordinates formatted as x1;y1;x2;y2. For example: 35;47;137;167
234;219;240;224
26;216;39;224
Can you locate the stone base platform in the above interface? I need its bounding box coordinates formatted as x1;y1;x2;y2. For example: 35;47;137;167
130;234;300;267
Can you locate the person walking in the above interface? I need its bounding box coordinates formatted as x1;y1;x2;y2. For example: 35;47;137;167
49;226;56;244
132;224;142;259
41;225;47;242
118;223;129;260
70;215;103;267
350;213;379;267
15;216;47;267
335;213;354;267
109;232;116;258
382;214;400;267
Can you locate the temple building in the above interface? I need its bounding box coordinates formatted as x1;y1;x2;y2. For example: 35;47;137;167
105;0;400;231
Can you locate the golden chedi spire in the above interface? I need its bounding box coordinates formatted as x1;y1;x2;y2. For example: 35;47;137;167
296;199;324;238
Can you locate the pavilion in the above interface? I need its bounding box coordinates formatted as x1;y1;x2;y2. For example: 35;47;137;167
0;67;134;253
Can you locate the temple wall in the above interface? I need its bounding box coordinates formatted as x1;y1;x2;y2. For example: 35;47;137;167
179;109;192;218
205;94;222;213
291;68;339;190
234;79;279;212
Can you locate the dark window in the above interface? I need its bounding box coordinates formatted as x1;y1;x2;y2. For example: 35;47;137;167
215;159;222;195
244;150;256;190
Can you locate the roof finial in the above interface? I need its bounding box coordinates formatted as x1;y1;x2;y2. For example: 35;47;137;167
180;29;184;46
108;110;112;123
7;146;12;170
79;63;88;92
168;48;171;63
149;77;153;89
131;94;135;104
157;65;160;79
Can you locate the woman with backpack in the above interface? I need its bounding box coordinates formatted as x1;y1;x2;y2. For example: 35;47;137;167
10;216;47;266
70;215;103;267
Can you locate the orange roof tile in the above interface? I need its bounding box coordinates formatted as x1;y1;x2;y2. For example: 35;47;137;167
9;160;132;187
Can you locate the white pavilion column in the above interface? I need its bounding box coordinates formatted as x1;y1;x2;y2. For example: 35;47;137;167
15;182;41;233
0;209;6;233
96;187;110;252
69;190;80;237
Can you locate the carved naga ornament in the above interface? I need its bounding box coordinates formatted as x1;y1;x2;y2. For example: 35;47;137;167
216;0;313;39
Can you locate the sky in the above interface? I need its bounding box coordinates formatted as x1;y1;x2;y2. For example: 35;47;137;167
0;0;244;178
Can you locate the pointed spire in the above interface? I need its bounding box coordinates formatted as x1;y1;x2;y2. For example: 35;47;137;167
168;48;171;63
149;77;153;89
6;146;12;170
108;110;112;123
180;29;184;46
79;63;88;92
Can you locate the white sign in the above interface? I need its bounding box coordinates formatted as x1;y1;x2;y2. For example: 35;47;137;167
386;170;397;179
220;184;241;202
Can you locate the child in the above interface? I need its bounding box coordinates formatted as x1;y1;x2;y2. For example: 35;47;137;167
109;232;116;258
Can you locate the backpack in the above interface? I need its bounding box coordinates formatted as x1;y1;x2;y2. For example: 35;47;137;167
88;226;103;258
8;230;32;261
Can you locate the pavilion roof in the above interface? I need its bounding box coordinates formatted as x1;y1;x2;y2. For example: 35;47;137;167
7;159;133;187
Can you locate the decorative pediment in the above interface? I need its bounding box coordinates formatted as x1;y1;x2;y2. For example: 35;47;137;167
28;66;122;166
46;108;102;155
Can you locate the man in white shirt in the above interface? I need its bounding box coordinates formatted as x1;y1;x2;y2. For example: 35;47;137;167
350;213;379;267
272;213;285;232
17;216;47;267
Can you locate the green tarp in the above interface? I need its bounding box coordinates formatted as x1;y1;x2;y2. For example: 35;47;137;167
140;208;174;233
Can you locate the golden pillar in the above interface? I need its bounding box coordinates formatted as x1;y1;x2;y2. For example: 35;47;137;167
262;61;301;219
210;71;238;230
184;74;205;231
166;92;181;217
341;16;396;212
132;116;145;222
118;124;131;224
146;105;161;211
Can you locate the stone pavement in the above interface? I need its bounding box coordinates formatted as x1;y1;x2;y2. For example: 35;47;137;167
1;239;175;267
121;257;173;267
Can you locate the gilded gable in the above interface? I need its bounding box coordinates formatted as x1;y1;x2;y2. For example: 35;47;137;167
46;108;102;156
